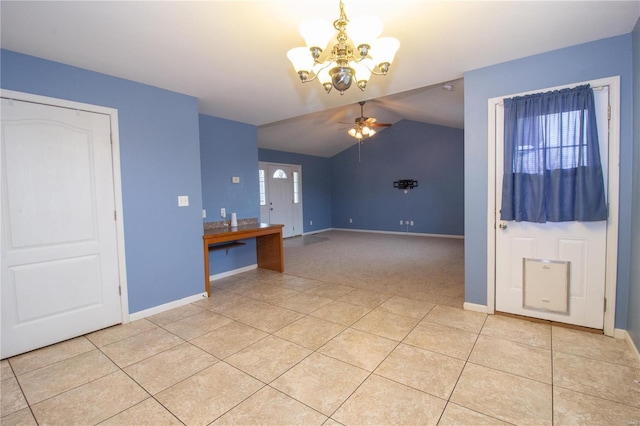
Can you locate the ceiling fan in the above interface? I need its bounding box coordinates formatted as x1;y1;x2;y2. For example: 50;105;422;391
342;101;392;140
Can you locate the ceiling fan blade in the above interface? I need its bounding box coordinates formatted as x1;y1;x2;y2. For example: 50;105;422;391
336;100;392;133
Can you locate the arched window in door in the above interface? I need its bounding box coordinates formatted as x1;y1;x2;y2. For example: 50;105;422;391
273;169;288;179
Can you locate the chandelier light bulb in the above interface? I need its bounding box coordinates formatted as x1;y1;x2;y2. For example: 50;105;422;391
299;19;333;52
347;16;383;52
287;47;314;75
370;37;400;71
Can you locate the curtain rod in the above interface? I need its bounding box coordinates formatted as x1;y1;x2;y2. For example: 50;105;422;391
495;84;609;106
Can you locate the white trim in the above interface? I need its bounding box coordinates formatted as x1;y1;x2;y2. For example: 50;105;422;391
486;76;620;336
0;89;130;323
209;264;257;282
331;227;464;239
302;228;333;236
613;328;627;339
487;98;498;315
614;329;640;363
128;292;208;321
602;77;620;337
464;302;490;313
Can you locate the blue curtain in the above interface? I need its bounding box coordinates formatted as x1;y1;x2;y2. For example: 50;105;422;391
500;84;607;223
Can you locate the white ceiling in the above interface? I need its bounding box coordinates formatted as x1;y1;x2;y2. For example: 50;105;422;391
2;1;638;157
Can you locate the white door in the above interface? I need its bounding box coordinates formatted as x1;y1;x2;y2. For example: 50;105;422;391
1;98;122;358
267;165;295;238
494;86;610;329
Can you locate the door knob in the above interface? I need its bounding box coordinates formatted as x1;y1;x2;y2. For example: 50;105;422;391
499;222;508;230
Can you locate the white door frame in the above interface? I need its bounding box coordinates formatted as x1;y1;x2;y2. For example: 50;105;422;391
1;89;130;323
486;76;620;336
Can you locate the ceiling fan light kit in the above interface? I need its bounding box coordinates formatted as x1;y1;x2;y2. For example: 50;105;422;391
345;101;392;140
347;125;375;139
287;0;400;95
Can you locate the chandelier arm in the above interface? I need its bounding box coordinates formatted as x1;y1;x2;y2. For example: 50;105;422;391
367;68;391;76
314;60;334;75
351;57;392;76
297;59;334;84
299;73;319;84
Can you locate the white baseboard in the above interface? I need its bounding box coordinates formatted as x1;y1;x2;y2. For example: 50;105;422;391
210;264;257;281
128;265;260;322
463;302;490;313
330;227;464;239
302;228;332;236
128;292;208;322
615;328;640;362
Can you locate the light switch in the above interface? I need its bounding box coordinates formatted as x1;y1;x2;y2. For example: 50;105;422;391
178;196;189;207
232;176;240;183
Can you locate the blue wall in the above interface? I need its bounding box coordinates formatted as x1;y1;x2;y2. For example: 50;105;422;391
463;35;634;328
628;20;640;349
200;114;260;274
258;149;332;233
330;120;464;236
0;50;205;313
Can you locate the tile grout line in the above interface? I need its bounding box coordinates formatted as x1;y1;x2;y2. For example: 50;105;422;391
4;359;40;425
321;302;459;423
434;313;489;425
551;325;556;426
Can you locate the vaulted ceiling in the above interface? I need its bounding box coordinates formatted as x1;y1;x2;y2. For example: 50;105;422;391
2;1;638;157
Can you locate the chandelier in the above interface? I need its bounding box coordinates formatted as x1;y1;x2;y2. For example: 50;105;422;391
287;0;400;95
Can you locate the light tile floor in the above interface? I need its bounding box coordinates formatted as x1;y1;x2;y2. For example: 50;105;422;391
2;269;639;425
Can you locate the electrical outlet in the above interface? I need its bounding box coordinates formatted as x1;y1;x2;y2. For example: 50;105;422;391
178;195;189;207
410;220;414;226
349;218;353;223
221;208;226;218
310;220;313;225
202;209;207;218
400;220;403;225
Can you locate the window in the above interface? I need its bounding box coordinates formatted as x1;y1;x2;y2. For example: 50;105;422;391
501;84;607;223
258;169;266;206
273;169;287;179
293;171;300;204
514;110;591;175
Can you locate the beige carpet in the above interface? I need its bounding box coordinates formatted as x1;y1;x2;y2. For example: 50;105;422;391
283;231;464;308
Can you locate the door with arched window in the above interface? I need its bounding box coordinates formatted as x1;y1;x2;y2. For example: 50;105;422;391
258;162;303;238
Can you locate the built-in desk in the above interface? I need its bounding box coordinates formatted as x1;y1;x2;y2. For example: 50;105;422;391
202;223;284;296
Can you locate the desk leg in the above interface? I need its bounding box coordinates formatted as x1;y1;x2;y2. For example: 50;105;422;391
203;240;211;297
256;232;284;272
